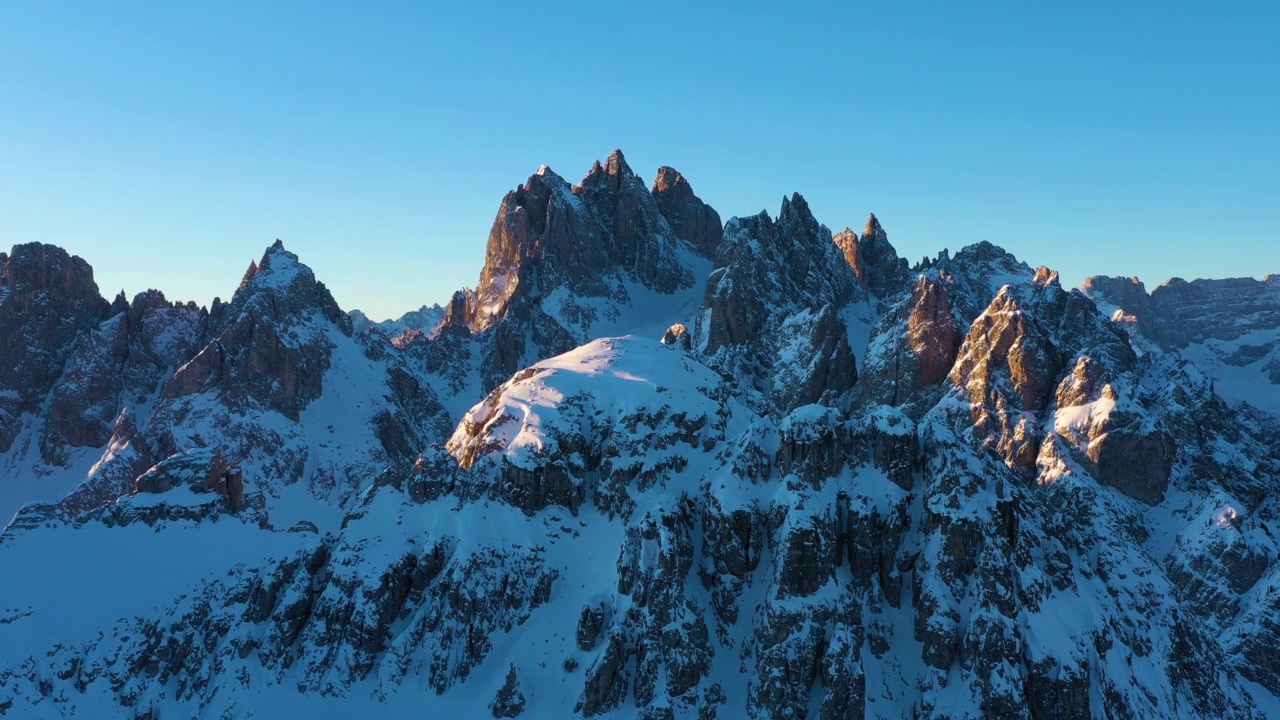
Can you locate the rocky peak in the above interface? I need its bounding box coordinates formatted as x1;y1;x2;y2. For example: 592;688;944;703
457;152;702;389
778;193;824;242
221;241;349;335
125;289;178;332
1033;265;1060;287
924;240;1035;323
698;194;857;355
1080;275;1154;337
695;194;864;413
651;165;723;259
833;228;862;281
239;259;260;291
0;243;111;452
580;149;635;194
0;242;106;314
443;290;473;333
835;214;911;303
161;241;350;420
945;286;1059;471
109;290;128;316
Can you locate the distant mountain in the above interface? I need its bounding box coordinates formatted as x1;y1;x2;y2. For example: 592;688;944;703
350;303;447;339
0;151;1277;719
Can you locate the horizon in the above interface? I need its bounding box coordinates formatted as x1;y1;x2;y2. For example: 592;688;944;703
2;3;1277;320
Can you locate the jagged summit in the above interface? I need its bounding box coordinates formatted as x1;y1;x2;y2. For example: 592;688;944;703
833;213;911;303
863;212;885;239
448;150;719;390
0;243;111;454
652;165;722;258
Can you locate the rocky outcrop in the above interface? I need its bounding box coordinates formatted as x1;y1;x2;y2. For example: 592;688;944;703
1151;276;1280;348
470;151;696;336
0;243;111;452
859;275;959;411
491;665;527;718
695;194;867;413
834;213;911;303
1081;275;1154;336
947;287;1059;471
162;241;348;421
652;165;723;259
41;290;203;464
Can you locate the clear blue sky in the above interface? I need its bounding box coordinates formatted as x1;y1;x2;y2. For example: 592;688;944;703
1;3;1276;320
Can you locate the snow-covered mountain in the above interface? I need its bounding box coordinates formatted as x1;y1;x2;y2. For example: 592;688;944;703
350;304;447;343
1;151;1278;719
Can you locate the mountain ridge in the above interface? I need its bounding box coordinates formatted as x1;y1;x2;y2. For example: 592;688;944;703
0;151;1278;719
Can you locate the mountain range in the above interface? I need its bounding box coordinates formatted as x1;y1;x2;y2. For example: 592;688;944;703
1;150;1278;719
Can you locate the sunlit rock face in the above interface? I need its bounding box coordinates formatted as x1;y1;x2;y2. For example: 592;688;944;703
652;165;723;260
860;274;959;411
834;213;912;306
426;150;720;395
1;153;1279;719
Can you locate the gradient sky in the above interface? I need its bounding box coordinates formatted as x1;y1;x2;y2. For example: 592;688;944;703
1;3;1276;320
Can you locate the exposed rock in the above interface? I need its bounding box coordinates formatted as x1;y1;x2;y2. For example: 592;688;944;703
661;323;691;350
576;602;608;651
42;290;202;463
1151;276;1280;349
860;275;959;410
1081;275;1154;336
491;665;526;718
695;194;865;413
652;165;723;259
948;287;1059;471
162;241;348;421
0;243;111;452
835;214;911;303
577;633;630;717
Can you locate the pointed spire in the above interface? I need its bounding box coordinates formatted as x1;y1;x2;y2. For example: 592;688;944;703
863;213;885;241
604;148;633;178
108;290;128;316
239;259;259;290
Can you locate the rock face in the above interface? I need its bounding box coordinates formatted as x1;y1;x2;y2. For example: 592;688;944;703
859;275;959;412
162;240;349;421
948;286;1061;472
0;244;110;452
470;150;695;335
695;194;870;413
1083;272;1280;416
1;152;1279;720
652;165;723;259
1081;275;1154;336
424;151;719;397
834;213;912;303
42;290;203;464
1150;276;1280;348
